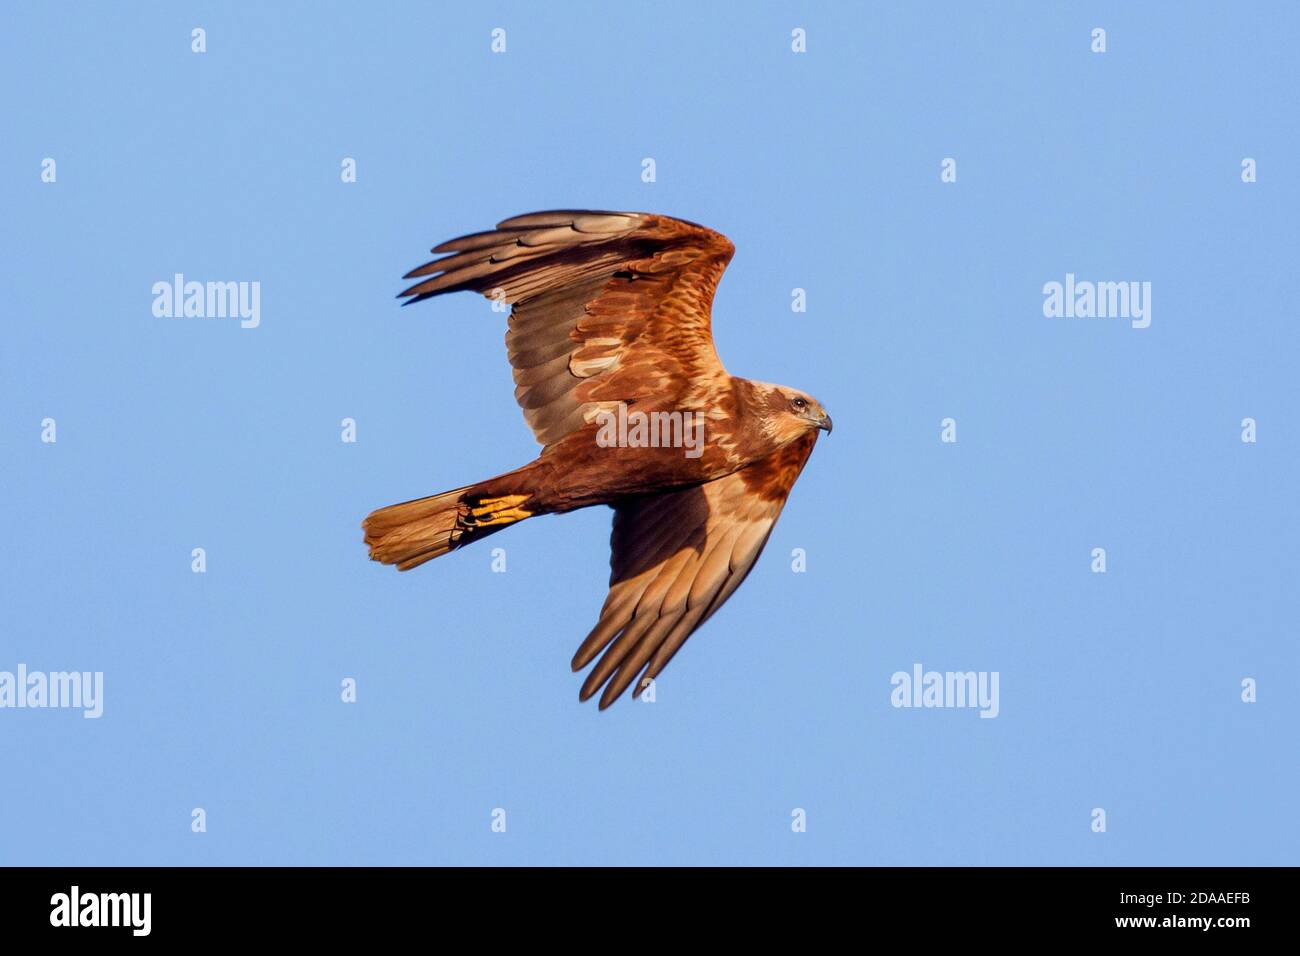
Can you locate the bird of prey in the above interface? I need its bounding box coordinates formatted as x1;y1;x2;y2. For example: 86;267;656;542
364;210;831;708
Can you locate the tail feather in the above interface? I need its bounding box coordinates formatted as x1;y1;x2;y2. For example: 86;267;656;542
364;486;471;571
363;480;536;572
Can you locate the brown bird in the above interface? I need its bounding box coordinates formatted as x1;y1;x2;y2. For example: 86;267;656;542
364;210;831;708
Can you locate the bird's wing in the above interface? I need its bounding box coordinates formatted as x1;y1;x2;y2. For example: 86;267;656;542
570;430;819;708
400;210;736;448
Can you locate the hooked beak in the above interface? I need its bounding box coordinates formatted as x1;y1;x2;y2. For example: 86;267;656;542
817;412;833;434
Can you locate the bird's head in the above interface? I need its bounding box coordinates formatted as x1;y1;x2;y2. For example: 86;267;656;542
752;383;833;444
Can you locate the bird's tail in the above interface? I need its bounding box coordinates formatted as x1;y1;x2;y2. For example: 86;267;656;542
363;469;540;572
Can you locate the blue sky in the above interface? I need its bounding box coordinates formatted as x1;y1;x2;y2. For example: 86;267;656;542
1;1;1295;865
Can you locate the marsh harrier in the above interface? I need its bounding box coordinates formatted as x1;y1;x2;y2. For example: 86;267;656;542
364;210;831;708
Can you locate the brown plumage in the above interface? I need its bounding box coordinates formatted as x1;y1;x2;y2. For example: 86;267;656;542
364;210;831;708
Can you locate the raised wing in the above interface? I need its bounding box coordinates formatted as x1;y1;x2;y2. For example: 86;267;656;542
570;431;819;708
399;210;736;447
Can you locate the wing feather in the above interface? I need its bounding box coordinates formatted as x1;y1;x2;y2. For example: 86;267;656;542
573;431;819;708
399;210;736;448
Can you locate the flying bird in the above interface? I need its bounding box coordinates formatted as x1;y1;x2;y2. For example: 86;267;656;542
364;210;831;708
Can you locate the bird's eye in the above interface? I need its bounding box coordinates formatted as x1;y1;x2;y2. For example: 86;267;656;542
792;397;807;411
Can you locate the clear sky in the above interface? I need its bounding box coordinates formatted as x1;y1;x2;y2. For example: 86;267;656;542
1;1;1295;866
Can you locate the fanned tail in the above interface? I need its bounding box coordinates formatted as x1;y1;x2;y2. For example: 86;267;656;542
363;474;539;572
